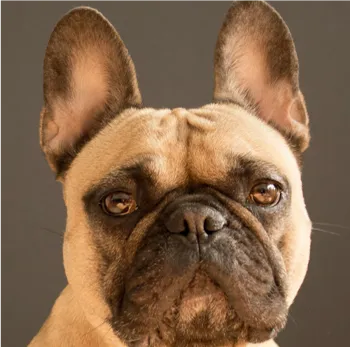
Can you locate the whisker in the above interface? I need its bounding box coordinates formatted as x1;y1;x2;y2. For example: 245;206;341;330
81;321;106;339
313;222;350;230
312;227;340;236
40;227;64;238
101;325;113;342
288;313;297;327
126;337;144;343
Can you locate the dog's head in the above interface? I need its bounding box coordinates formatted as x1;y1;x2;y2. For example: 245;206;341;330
40;2;311;346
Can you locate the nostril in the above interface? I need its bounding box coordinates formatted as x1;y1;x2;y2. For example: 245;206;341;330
204;214;227;233
165;211;187;234
179;220;190;237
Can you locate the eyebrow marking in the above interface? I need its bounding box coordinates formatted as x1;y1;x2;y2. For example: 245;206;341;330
83;157;157;203
228;155;290;188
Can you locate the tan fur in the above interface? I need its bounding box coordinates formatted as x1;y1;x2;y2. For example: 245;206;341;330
32;2;312;346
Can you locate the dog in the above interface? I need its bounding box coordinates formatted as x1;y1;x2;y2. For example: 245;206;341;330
30;2;312;346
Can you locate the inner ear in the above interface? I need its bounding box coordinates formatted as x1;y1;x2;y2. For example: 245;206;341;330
40;7;142;175
213;1;310;154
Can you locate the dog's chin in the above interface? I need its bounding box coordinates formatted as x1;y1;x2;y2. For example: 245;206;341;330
159;273;284;346
111;269;285;346
160;271;248;346
109;225;288;346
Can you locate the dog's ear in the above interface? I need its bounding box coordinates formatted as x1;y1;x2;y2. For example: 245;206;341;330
214;1;309;153
40;7;142;176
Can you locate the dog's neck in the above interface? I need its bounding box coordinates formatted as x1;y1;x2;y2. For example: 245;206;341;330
29;285;279;347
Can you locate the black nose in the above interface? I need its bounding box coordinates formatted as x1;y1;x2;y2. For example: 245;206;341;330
165;203;227;243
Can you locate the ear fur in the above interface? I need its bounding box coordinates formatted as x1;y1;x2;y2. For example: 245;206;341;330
214;1;310;154
40;7;142;176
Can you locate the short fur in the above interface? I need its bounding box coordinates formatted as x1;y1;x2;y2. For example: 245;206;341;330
31;2;312;347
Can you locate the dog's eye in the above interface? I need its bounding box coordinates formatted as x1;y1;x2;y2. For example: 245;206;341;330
101;192;138;216
249;182;281;207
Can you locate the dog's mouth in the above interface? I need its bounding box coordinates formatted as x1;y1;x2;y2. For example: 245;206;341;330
110;228;287;346
159;268;284;345
112;266;283;347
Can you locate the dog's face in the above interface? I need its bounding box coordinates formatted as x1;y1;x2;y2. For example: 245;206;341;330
40;2;311;346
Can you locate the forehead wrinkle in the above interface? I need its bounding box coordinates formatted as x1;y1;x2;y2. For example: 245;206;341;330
186;103;301;188
65;107;189;195
228;155;290;188
85;156;157;193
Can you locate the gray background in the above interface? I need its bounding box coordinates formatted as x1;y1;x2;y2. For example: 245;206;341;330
2;1;350;346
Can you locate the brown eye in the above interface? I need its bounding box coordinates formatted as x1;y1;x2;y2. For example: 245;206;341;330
101;192;138;216
249;182;281;206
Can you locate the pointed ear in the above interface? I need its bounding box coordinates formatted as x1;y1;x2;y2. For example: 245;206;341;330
214;1;310;153
40;7;142;175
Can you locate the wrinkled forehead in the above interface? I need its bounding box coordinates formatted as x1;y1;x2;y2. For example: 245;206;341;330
65;104;301;196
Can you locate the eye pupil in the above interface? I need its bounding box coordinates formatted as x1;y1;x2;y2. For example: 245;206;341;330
102;193;137;216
